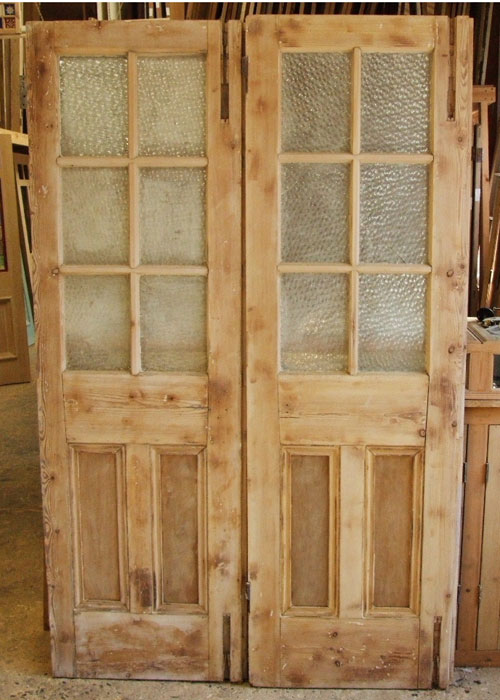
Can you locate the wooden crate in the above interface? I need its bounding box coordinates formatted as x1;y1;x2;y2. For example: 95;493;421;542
456;321;500;666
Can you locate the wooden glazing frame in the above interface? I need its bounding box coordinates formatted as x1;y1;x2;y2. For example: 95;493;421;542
27;19;242;680
245;15;472;689
276;44;433;376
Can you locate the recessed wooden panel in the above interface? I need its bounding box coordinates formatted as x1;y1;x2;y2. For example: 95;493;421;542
367;448;423;614
477;426;500;650
154;448;206;610
71;445;127;608
283;448;338;614
0;296;16;359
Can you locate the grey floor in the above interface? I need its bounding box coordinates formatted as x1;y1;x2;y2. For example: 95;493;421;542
1;351;499;699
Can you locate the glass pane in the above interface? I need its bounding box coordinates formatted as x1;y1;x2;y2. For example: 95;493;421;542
62;169;129;265
60;56;128;157
140;276;206;372
138;56;206;157
282;53;351;153
359;274;427;372
281;163;349;263
65;276;130;371
360;164;428;264
281;274;348;372
139;168;206;265
361;53;430;153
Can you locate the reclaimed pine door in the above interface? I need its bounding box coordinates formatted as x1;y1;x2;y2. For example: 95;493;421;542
27;20;242;680
245;15;472;689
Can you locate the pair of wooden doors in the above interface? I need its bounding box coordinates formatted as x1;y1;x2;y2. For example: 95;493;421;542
27;15;472;689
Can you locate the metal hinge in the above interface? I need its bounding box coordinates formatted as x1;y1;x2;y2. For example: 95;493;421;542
222;614;231;681
478;584;483;603
20;75;27;110
485;462;490;484
242;55;249;94
457;583;462;602
244;581;251;605
462;461;468;484
221;25;229;120
432;616;442;688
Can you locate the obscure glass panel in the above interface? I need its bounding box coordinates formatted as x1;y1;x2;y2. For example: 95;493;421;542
140;276;206;372
359;274;427;372
281;163;349;263
139;168;206;265
138;55;206;156
360;164;428;264
281;274;348;372
282;52;351;153
361;53;430;153
291;454;330;607
62;169;129;265
60;56;128;157
65;276;130;370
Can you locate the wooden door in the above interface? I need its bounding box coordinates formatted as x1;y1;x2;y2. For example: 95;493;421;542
0;132;30;385
27;20;242;680
245;15;472;689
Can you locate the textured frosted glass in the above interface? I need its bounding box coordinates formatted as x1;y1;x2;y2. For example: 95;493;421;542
60;56;128;156
281;274;348;372
138;56;206;156
139;168;206;265
361;53;430;153
281;163;349;263
62;169;129;265
359;275;427;372
141;276;206;372
282;53;351;152
360;164;428;264
65;276;130;371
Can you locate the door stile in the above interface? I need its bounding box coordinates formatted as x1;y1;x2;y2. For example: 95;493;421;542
27;22;76;676
418;16;472;688
245;15;281;687
206;21;243;682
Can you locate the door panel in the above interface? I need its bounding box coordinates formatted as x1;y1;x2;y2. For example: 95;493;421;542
246;15;472;689
0;133;30;385
28;19;242;680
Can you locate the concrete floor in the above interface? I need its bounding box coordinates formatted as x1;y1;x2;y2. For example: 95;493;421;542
1;354;500;699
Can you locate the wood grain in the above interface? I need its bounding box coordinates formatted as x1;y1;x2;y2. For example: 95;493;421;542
205;20;243;681
27;22;75;676
75;612;209;679
279;374;428;446
419;16;473;688
245;14;281;686
280;617;419;688
62;373;208;445
71;446;127;608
